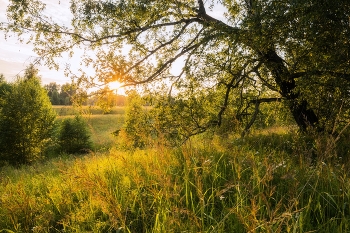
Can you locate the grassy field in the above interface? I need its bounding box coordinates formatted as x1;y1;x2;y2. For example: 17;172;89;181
53;105;125;150
0;107;350;232
53;105;126;116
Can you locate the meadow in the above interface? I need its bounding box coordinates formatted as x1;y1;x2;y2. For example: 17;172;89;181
0;106;350;232
53;105;125;150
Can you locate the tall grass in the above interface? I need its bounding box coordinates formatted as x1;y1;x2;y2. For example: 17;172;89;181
1;130;349;232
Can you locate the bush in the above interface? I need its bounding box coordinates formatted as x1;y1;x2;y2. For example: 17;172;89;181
58;116;92;154
117;90;152;149
0;74;56;165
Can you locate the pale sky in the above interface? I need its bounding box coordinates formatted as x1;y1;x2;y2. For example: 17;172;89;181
0;0;227;86
0;0;76;85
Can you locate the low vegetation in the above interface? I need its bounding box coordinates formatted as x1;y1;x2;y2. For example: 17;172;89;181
52;105;125;116
1;83;350;232
1;128;350;232
57;116;93;154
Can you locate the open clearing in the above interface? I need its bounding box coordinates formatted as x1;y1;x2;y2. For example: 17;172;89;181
53;105;125;149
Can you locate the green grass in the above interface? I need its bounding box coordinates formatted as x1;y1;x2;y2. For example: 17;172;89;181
84;114;124;149
54;106;125;150
1;129;350;232
53;105;125;116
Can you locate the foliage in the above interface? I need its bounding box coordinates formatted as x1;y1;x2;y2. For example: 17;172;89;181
3;0;350;135
0;72;56;165
58;116;92;154
117;90;152;149
44;82;82;105
150;91;219;145
0;73;5;82
94;86;117;114
1;130;350;232
149;86;294;143
0;76;12;106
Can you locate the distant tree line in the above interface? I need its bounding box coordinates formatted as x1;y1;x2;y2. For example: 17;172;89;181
44;82;78;105
44;82;126;107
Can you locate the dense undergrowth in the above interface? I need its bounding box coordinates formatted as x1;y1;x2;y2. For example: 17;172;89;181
0;129;350;232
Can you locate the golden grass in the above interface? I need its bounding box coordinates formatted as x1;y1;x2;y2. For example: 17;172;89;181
1;130;350;232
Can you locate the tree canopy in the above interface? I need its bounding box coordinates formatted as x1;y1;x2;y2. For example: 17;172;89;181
44;82;80;105
3;0;350;133
0;68;56;165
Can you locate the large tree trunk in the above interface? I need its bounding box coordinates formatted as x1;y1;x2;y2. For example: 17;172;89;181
262;49;319;131
289;99;319;130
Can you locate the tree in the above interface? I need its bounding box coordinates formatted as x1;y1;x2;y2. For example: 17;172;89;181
0;74;5;83
58;116;92;154
44;82;61;105
23;63;39;80
117;90;151;149
3;0;350;134
0;68;56;165
0;74;11;103
95;86;117;113
60;83;78;105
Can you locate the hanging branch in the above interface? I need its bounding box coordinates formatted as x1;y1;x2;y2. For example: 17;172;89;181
241;97;282;137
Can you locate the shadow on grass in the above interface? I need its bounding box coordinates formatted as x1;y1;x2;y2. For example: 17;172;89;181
234;132;296;155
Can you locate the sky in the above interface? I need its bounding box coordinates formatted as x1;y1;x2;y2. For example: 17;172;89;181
0;0;76;85
0;0;227;86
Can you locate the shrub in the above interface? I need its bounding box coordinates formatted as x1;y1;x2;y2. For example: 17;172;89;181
58;116;92;154
0;74;56;165
117;90;152;149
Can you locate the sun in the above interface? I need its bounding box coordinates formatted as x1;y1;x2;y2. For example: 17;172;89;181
107;81;126;95
108;81;122;90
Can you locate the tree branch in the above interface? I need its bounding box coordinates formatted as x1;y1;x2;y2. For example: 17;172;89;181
195;0;243;37
124;21;192;75
216;64;249;127
197;0;206;15
241;97;282;137
12;18;200;45
291;70;350;81
121;42;202;87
